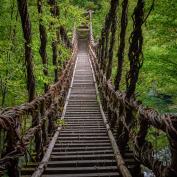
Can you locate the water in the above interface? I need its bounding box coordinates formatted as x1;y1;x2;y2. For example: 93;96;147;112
144;168;155;177
143;147;171;177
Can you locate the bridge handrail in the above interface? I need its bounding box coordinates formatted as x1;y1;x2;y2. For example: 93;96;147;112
87;15;133;177
88;21;177;177
89;44;133;177
0;28;78;176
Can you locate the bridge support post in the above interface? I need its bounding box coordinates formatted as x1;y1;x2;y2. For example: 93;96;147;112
32;110;44;162
168;114;177;176
168;138;177;176
48;114;55;135
41;100;48;147
116;107;143;177
116;105;132;152
116;119;125;152
6;129;20;177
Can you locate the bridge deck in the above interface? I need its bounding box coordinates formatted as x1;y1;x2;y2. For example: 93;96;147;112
43;40;119;177
21;39;137;177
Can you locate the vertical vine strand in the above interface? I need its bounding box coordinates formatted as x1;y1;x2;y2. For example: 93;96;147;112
37;0;49;93
48;0;60;82
17;0;36;102
114;0;129;91
106;0;119;80
126;0;144;99
100;0;118;72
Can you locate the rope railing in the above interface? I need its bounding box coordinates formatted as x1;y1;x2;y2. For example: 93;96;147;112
0;3;176;177
88;5;177;177
0;29;78;177
89;43;134;177
88;9;133;177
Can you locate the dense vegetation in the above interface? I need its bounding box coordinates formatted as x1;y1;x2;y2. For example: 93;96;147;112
0;0;177;113
72;0;177;113
0;0;84;106
0;1;176;176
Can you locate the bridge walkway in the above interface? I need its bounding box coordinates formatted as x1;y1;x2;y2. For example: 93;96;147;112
21;37;138;177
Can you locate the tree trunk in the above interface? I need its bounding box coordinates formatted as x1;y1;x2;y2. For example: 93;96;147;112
48;0;60;82
6;129;20;177
114;0;129;91
60;26;71;48
1;83;7;107
37;0;49;92
126;0;144;99
17;0;35;102
52;40;58;82
100;0;118;72
106;0;119;80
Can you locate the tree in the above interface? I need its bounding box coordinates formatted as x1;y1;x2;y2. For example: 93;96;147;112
17;0;35;102
48;0;60;82
114;0;129;91
37;0;49;92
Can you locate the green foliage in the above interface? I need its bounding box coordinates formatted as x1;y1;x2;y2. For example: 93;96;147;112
136;0;177;113
102;0;177;113
56;119;65;126
147;128;169;150
59;0;86;29
0;0;85;107
0;0;27;106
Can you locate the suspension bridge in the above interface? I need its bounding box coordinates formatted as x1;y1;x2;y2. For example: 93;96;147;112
0;3;177;177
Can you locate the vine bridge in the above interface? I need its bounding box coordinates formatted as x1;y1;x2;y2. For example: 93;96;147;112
0;1;177;177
